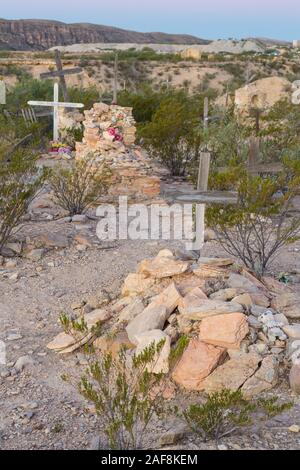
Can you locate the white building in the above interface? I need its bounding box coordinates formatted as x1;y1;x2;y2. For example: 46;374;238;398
293;40;300;48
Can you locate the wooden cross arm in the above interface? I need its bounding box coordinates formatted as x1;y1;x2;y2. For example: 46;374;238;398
28;101;84;108
40;67;83;79
165;190;238;205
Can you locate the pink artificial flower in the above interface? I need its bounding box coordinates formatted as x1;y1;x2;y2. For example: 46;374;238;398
108;127;116;136
115;134;123;142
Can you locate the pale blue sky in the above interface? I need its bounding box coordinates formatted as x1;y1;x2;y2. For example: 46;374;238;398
1;0;300;40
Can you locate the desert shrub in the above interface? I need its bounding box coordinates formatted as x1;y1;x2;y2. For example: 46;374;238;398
0;148;44;253
203;107;249;167
182;390;292;443
140;92;202;176
67;86;100;110
79;342;167;450
260;99;300;162
118;86;167;124
48;154;111;216
7;76;53;111
206;164;300;277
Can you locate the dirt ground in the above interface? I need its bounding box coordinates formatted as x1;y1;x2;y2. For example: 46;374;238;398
1;187;300;450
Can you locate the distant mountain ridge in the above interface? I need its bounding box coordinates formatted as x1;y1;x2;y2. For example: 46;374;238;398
0;19;210;51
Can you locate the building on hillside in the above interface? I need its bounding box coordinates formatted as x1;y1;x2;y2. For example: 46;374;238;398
293;40;300;48
234;77;292;115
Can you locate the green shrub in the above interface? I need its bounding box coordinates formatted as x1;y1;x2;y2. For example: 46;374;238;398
0;148;45;253
182;390;293;443
49;154;111;216
140;91;202;175
206;164;300;277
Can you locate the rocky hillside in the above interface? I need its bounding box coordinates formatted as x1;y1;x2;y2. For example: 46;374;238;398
0;19;209;51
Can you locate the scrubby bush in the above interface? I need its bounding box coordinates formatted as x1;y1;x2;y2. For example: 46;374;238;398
79;342;167;450
140;92;202;176
118;86;167;124
0;148;44;253
49;154;111;216
68;86;100;110
182;390;292;443
7;76;53;111
202;107;249;168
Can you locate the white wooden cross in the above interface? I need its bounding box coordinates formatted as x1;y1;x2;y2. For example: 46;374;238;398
27;83;84;141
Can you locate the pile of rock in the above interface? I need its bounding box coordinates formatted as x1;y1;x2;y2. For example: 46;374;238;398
47;249;300;398
75;103;161;200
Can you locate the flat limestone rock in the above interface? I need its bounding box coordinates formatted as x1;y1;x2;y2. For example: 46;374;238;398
93;331;135;358
193;265;228;280
210;288;239;301
135;330;171;374
227;273;261;294
138;256;190;279
174;273;207;297
232;294;253;308
172;338;227;391
47;310;111;354
241;356;279;399
283;325;300;340
179;299;244;320
122;273;156;297
126;283;181;344
203;352;261;393
126;304;168;345
241;270;268;293
271;293;300;319
84;309;112;329
111;297;133;314
58;332;94;354
179;287;208;311
199;313;249;349
153;282;182;315
156;249;174;258
47;332;77;351
249;292;270;308
263;276;293;294
198;257;234;267
117;298;145;325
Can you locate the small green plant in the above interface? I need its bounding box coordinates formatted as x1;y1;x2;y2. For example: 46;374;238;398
169;335;189;369
257;396;293;418
182;390;254;442
52;420;64;433
49;154;111;216
182;390;293;443
79;342;168;450
59;313;89;335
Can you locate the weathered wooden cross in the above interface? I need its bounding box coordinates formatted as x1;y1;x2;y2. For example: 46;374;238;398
112;52;119;105
0;80;6;105
28;83;84;141
40;50;82;102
